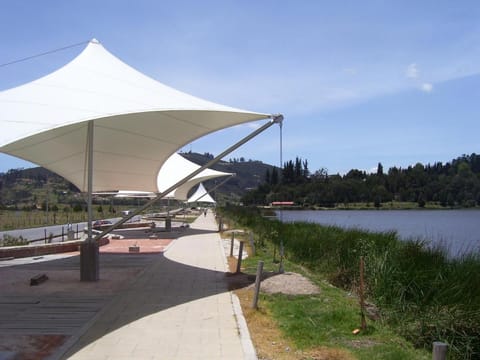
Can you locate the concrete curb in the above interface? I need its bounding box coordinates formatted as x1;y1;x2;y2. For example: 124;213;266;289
232;292;258;360
217;233;257;360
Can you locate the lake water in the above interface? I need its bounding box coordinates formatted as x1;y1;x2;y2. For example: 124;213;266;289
276;210;480;257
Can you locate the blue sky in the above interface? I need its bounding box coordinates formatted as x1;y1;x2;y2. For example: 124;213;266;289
1;1;479;175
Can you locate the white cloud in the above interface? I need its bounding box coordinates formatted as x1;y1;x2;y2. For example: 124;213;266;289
421;83;433;92
406;63;419;78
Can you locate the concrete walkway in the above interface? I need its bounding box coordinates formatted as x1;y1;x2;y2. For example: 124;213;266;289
59;210;255;360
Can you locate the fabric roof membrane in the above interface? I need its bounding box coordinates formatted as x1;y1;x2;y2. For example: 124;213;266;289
187;183;216;204
108;152;232;200
0;39;271;192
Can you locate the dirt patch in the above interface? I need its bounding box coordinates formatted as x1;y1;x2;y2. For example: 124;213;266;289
255;272;321;296
224;254;320;296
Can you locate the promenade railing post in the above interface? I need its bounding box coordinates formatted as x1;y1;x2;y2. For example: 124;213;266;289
218;217;223;232
279;242;284;273
432;342;447;360
252;261;264;309
236;241;244;274
249;231;255;256
230;232;235;257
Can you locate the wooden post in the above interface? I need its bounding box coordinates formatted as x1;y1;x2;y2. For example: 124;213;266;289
62;226;64;242
252;261;264;309
230;232;235;257
249;231;255;256
236;241;244;274
359;256;367;330
44;229;47;244
218;217;223;232
278;242;284;273
432;342;447;360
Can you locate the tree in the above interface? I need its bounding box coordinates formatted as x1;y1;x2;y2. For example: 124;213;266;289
282;160;295;184
265;169;271;184
377;162;384;176
417;193;426;208
271;168;279;185
303;159;309;178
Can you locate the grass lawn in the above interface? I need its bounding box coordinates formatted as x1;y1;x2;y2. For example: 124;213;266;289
234;246;430;359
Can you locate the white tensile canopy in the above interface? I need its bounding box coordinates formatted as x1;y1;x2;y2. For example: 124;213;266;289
187;182;216;204
0;39;271;193
110;152;232;200
157;153;232;200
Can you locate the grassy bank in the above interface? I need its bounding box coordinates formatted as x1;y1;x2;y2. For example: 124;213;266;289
220;205;480;359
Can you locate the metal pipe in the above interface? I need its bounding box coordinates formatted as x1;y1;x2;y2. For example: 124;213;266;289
87;121;94;242
93;115;283;241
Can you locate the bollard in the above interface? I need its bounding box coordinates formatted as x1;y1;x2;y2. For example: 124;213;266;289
230;232;235;257
432;342;447;360
249;231;255;256
252;261;264;309
236;241;244;274
278;242;285;273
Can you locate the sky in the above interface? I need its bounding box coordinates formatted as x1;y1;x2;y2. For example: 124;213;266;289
1;0;479;176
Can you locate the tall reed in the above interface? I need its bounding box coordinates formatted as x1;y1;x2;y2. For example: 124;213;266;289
219;206;480;359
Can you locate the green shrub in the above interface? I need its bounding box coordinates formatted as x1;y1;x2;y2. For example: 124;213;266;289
1;234;29;246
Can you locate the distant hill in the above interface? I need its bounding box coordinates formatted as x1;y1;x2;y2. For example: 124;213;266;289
180;152;276;202
0;153;276;208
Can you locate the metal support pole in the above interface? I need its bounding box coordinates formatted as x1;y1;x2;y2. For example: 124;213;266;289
81;120;99;281
432;342;447;360
278;117;285;273
252;261;264;309
93;116;283;241
87;120;93;243
236;241;244;274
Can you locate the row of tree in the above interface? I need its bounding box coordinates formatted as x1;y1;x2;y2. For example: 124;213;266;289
243;153;480;208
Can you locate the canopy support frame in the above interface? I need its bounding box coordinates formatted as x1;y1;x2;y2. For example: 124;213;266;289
92;115;283;242
81;120;99;281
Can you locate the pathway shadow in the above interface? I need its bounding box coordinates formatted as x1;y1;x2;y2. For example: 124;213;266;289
59;249;256;359
0;228;261;359
0;237;259;359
